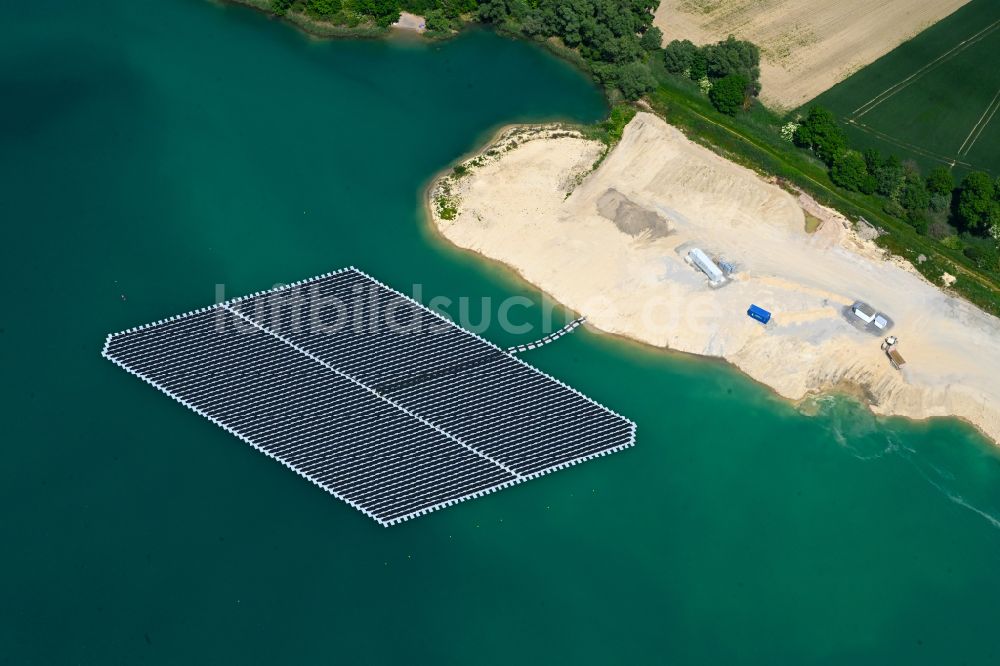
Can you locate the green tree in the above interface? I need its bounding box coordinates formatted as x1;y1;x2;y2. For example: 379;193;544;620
793;106;846;166
688;50;708;81
424;8;451;30
478;0;656;98
900;169;930;213
907;210;929;235
704;35;761;95
271;0;294;15
355;0;401;26
306;0;342;16
663;40;698;73
640;26;662;51
862;148;882;175
874;155;904;200
476;0;509;22
830;150;870;192
926;166;955;197
958;171;1000;234
447;0;478;15
708;74;747;116
609;62;656;101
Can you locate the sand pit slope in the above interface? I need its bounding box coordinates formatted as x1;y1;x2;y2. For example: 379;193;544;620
653;0;970;109
429;112;1000;445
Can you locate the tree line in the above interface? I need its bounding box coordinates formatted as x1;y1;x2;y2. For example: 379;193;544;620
266;0;758;107
661;37;761;115
793;106;999;269
267;0;665;98
479;8;762;106
474;0;663;100
269;0;475;30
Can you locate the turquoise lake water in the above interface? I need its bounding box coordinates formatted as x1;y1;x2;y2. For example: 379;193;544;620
2;0;1000;663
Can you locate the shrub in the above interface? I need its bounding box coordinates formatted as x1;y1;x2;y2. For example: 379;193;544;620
929;192;951;213
941;235;963;251
928;219;952;240
963;243;1000;271
780;121;799;142
436;195;458;220
883;199;906;219
599;104;637;143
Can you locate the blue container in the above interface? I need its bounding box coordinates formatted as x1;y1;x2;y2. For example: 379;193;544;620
747;304;771;324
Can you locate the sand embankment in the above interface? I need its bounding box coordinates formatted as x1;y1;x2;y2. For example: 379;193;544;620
653;0;970;109
428;113;1000;445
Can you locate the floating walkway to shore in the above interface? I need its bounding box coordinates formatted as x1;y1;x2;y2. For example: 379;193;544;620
507;317;586;354
102;268;635;526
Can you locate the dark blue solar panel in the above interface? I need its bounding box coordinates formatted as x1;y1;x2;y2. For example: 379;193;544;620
103;268;634;525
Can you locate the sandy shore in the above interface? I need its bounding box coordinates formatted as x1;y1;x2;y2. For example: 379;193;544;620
428;113;1000;445
391;12;426;33
653;0;970;109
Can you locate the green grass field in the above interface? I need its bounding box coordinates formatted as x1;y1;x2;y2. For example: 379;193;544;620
809;0;1000;176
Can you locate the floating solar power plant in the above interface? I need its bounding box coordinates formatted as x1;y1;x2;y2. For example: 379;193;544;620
102;267;635;525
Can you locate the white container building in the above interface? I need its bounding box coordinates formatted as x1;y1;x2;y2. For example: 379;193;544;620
688;248;726;286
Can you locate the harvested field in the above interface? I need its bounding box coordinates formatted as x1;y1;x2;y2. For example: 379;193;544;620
653;0;970;110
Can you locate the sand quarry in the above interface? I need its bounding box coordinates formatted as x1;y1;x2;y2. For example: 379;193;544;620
653;0;970;109
429;113;1000;445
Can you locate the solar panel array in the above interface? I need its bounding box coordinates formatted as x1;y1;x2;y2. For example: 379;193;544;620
103;268;635;525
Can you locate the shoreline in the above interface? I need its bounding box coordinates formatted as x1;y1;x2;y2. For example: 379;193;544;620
217;0;598;69
220;0;436;41
423;114;1000;447
419;129;874;417
422;196;995;447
